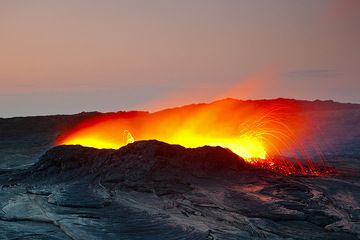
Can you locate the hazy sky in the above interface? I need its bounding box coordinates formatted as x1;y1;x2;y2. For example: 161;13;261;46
1;0;359;117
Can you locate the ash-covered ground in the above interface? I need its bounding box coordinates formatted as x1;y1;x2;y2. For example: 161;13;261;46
0;99;360;239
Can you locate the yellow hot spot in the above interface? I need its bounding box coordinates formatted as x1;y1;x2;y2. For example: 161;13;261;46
62;130;134;149
61;129;267;161
161;130;267;161
62;137;120;149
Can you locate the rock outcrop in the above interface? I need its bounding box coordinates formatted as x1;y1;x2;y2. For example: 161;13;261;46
29;140;246;195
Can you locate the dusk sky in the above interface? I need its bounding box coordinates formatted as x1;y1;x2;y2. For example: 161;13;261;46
1;0;360;117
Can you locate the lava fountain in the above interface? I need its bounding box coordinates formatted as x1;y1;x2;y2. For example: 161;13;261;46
57;99;324;175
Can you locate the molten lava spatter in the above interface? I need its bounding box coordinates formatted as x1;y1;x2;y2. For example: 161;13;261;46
57;99;323;174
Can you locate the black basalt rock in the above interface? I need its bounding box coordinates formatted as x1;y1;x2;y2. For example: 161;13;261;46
28;140;247;190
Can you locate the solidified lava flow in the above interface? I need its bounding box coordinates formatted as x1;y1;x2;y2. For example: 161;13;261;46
56;99;326;175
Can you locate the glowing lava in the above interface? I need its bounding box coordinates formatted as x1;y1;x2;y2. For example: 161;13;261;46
57;99;323;174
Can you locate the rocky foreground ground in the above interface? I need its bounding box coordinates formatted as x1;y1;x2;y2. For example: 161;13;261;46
0;140;359;240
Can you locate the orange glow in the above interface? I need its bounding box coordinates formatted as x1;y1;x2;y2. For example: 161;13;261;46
56;99;324;174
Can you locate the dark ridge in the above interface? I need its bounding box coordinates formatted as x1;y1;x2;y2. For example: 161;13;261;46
28;140;247;193
156;98;360;115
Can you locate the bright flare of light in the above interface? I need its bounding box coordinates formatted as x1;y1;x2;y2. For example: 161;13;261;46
56;100;284;162
56;99;318;174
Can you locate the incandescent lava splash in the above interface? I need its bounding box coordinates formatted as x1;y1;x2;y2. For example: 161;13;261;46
56;99;325;175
